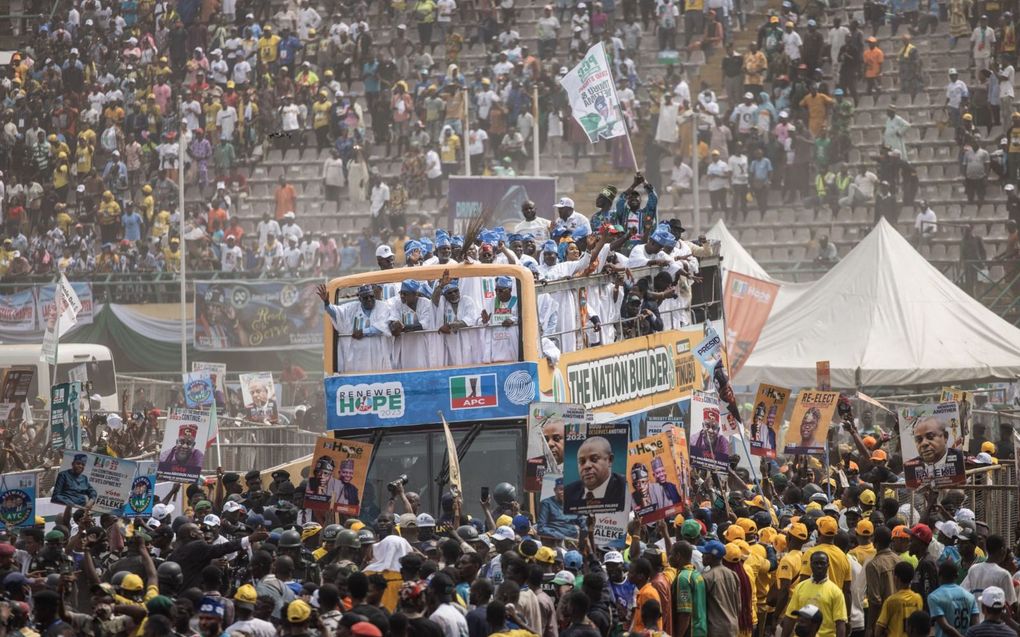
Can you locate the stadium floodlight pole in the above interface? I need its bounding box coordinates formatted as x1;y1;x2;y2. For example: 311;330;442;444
178;98;188;376
463;86;471;177
533;83;540;176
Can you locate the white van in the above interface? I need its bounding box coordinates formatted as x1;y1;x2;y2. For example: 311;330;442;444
0;344;119;412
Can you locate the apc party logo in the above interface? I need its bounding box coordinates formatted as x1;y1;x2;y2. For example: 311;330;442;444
335;382;405;419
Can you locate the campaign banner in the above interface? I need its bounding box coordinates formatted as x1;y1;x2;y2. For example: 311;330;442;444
689;391;728;471
559;42;628;143
592;511;629;549
55;451;137;513
562;421;630;515
325;362;539;430
898;402;966;488
525;403;589;492
38;278;92;333
194;280;323;351
939;387;973;436
783;390;840;456
749;384;791;458
722;272;779;378
240;372;279;424
182;371;216;408
0;369;34;403
123;461;156;518
192;362;228;409
0;289;36;333
50;382;82;452
304;437;373;515
816;361;831;391
0;472;36;528
447;177;558;233
627;432;684;523
156;408;212;483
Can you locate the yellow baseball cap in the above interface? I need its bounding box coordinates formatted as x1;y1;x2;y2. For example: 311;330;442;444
787;522;809;540
535;547;556;564
859;489;877;506
287;600;312;623
806;501;822;512
723;543;742;562
758;527;778;544
735;518;757;534
723;525;745;542
496;514;514;528
121;574;144;591
981;441;996;454
817;516;839;536
856;520;875;536
234;584;257;605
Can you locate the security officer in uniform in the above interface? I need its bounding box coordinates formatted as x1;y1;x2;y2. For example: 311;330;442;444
242;470;270;513
278;529;321;584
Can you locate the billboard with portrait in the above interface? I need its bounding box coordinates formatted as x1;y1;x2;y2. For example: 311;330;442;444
194;280;323;350
782;390;840;456
50;382;82;452
55;451;137;513
898;402;966;488
562;422;630;515
627;432;684;523
304;437;374;515
447;177;558;234
749;384;791;458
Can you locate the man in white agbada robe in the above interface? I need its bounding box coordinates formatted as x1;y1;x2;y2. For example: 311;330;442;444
542;235;610;353
432;276;484;367
318;283;393;372
482;275;521;363
385;279;440;369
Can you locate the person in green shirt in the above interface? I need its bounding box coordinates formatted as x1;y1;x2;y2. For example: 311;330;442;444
671;541;707;637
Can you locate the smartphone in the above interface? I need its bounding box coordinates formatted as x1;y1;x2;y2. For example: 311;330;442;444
481;486;490;502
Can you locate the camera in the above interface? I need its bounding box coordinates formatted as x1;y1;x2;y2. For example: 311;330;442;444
387;474;409;495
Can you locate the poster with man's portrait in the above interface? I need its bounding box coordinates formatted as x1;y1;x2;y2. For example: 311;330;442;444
0;473;35;529
525;402;589;492
304;437;374;515
749;384;791;458
56;451;136;513
156;408;212;483
783;390;839;456
239;372;279;424
627;432;684;523
899;402;966;488
562;422;630;515
689;391;728;471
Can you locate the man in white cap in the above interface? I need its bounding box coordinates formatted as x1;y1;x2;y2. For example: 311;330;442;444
730;92;759;138
973;586;1013;632
552;197;591;237
945;68;970;129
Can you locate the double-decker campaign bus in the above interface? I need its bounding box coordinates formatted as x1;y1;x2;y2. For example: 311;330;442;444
321;259;724;522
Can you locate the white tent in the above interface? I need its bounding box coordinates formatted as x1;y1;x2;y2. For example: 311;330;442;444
736;218;1020;388
706;219;811;315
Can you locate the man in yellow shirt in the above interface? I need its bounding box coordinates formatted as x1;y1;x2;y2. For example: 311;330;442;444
799;516;852;614
311;90;332;148
782;552;848;637
875;562;922;637
258;26;281;64
771;521;809;628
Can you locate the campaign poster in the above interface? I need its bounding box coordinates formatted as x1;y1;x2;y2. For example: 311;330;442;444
749;384;791;458
0;472;36;528
447;176;558;234
50;382;82;452
592;511;629;549
693;325;724;373
668;427;693;509
304;437;374;515
645;399;691;438
627;432;684;523
182;371;216;408
559;42;628;143
939;387;973;437
37;281;93;329
193;280;323;350
123;461;156;518
239;372;279;424
55;451;137;513
689;390;728;471
192;362;228;409
783;390;840;456
525;403;589;492
816;361;832;391
156;408;211;483
898;402;966;488
562;421;630;515
0;369;34;403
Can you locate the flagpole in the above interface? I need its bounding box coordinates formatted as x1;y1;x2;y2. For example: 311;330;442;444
602;42;639;172
533;83;540;177
178;99;188;378
463;86;471;177
692;107;701;237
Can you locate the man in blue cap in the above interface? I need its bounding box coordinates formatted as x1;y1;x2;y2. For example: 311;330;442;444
537;240;560;276
431;271;482;366
52;453;97;507
425;232;457;265
318;283;392;372
701;539;742;634
386;279;438;369
626;224;675;269
482;275;520;363
404;240;424;267
615;173;658;248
